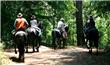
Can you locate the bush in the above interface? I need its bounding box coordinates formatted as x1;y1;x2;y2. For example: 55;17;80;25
0;42;12;65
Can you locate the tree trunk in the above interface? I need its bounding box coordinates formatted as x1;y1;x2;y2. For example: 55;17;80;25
75;0;85;46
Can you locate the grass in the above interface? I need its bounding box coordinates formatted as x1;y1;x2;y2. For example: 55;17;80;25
0;42;12;65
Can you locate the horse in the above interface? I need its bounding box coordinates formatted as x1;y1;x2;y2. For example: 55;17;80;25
14;30;27;62
52;25;69;49
84;25;99;54
26;27;41;52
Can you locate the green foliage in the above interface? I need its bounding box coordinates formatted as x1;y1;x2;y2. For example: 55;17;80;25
1;1;110;49
1;1;76;48
0;43;12;65
83;1;110;48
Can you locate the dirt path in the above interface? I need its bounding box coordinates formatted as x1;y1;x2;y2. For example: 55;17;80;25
5;46;110;65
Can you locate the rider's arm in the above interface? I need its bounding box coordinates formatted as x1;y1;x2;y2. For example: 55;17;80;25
23;18;29;27
35;20;38;26
14;19;17;28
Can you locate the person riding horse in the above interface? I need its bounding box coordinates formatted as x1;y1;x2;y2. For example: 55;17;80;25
57;18;66;34
30;15;42;36
52;18;68;49
14;13;29;32
84;16;96;36
13;13;28;62
26;15;42;52
84;16;99;54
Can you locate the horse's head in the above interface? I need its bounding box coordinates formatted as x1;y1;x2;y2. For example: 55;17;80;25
64;25;69;32
38;21;43;29
62;25;69;39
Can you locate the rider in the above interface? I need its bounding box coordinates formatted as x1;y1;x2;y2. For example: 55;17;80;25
30;15;42;36
57;18;66;34
14;13;29;34
84;15;96;34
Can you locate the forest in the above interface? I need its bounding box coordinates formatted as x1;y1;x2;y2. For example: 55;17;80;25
1;0;110;65
1;1;110;48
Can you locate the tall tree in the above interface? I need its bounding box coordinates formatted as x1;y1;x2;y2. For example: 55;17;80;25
76;0;85;46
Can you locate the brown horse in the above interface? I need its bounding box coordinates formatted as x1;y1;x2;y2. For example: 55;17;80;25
26;27;41;52
14;30;27;62
84;23;99;54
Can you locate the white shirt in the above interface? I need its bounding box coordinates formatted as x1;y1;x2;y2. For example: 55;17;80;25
57;21;65;29
30;19;38;28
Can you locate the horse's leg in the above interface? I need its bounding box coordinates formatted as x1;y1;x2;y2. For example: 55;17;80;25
94;40;98;54
18;43;21;61
18;44;25;62
36;37;41;52
63;38;66;48
86;39;90;49
59;39;61;49
25;39;28;53
25;36;28;53
15;45;17;54
89;40;92;54
52;38;54;49
33;39;35;52
25;44;28;53
52;38;55;49
14;37;17;54
20;44;25;62
55;38;57;49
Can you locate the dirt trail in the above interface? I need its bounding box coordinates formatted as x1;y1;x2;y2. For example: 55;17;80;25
5;46;110;65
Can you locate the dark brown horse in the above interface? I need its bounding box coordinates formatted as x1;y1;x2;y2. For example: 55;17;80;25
14;30;27;62
26;22;43;52
26;27;41;52
84;20;99;54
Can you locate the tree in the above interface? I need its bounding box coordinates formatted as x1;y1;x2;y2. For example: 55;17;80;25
1;1;76;47
75;0;85;46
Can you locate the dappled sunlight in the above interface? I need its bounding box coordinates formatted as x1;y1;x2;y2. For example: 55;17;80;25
4;45;110;65
4;46;89;65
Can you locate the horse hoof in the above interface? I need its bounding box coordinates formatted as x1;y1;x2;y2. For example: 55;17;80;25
89;50;92;54
37;49;39;52
19;59;24;62
15;51;17;54
25;51;28;53
33;49;35;52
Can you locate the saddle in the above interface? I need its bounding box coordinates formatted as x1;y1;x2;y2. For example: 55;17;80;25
15;31;27;36
53;28;67;39
12;28;26;36
26;27;41;36
85;26;97;36
53;28;61;35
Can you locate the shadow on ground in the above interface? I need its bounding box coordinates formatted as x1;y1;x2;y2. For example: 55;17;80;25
5;46;110;65
59;47;110;65
9;57;24;63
